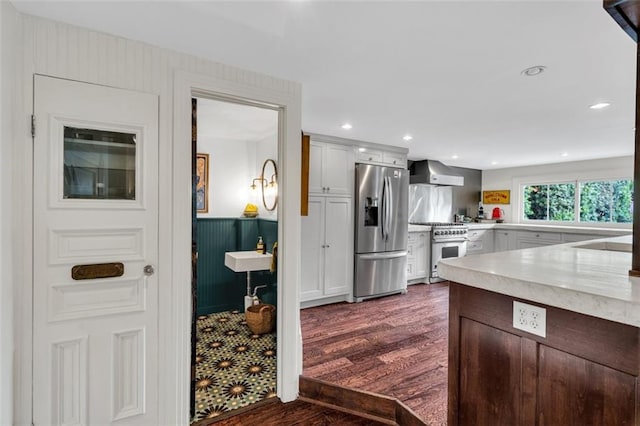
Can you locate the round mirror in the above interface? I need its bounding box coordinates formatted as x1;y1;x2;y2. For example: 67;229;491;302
261;159;278;211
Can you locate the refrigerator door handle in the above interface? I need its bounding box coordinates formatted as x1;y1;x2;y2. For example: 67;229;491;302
358;251;408;260
385;176;392;242
381;176;387;240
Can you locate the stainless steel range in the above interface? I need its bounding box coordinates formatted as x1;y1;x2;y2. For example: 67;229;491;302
413;222;468;282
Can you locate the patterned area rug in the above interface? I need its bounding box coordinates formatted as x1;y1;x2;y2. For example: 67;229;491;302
192;310;277;423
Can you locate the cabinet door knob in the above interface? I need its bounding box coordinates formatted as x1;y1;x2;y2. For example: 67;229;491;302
327;187;330;191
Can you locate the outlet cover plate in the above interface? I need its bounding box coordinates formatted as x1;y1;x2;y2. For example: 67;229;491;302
513;301;546;338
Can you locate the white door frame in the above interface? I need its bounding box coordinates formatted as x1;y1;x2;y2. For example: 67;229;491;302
17;69;301;425
165;70;302;424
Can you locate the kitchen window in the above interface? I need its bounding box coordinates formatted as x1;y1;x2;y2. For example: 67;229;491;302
522;179;633;225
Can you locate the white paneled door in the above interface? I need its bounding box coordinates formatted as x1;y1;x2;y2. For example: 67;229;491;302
33;75;159;425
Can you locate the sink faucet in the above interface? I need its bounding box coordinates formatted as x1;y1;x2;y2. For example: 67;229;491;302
252;285;267;297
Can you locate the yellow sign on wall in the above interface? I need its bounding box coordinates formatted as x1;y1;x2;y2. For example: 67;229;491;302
483;190;510;205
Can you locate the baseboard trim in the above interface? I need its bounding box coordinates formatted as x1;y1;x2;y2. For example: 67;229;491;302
298;376;426;426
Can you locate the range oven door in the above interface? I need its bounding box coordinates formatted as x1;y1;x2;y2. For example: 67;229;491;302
431;240;467;279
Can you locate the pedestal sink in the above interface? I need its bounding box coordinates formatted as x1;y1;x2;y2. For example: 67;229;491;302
224;251;273;310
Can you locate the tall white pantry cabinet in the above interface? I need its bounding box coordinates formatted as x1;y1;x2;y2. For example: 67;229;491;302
301;139;354;307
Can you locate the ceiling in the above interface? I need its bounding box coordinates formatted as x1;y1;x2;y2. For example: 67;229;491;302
12;0;637;170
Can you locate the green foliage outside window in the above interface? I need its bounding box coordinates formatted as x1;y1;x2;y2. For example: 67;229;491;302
580;180;633;223
523;179;633;224
523;183;575;221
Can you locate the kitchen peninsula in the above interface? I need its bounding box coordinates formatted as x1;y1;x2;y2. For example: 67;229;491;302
440;236;640;425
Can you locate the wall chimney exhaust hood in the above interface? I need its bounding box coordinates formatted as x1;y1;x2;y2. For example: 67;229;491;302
409;160;464;186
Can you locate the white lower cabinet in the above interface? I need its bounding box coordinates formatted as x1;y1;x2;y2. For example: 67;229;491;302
407;231;429;282
467;229;494;255
563;233;609;243
301;196;353;304
515;230;563;249
492;228;630;252
494;230;516;252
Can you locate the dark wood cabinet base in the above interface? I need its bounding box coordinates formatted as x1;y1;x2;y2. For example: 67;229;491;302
448;282;640;426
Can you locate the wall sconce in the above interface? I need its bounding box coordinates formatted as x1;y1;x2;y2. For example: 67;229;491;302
248;159;278;211
261;159;278;211
250;178;267;191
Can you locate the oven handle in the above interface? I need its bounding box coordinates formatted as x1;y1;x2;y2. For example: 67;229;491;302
432;238;469;243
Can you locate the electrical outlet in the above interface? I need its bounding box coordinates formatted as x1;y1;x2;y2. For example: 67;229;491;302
513;301;546;338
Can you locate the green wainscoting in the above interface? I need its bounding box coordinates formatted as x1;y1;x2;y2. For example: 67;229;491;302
196;218;278;315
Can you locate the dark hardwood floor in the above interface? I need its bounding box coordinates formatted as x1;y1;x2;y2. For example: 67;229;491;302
301;283;449;425
198;398;388;425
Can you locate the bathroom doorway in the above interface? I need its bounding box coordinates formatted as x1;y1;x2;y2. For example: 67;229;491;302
190;96;280;423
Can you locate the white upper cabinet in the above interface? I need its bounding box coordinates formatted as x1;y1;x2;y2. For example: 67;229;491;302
309;141;354;196
355;149;383;164
355;148;407;168
382;152;407;168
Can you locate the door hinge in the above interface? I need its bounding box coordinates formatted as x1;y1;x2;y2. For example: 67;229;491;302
31;114;36;138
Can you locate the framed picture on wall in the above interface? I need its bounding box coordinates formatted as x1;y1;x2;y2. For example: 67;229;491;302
196;153;209;213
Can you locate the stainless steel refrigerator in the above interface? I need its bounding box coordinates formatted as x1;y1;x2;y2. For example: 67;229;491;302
354;163;409;301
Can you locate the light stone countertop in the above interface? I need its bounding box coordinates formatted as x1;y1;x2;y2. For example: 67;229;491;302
439;235;640;327
467;222;631;236
465;223;494;230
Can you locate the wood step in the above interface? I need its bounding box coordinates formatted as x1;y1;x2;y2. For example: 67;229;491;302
299;376;426;426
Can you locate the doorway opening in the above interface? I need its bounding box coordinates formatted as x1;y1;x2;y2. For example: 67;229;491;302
190;96;280;423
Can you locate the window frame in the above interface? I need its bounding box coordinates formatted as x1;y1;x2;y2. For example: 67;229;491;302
518;176;633;228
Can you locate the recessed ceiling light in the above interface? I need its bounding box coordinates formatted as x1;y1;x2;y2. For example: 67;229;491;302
358;147;366;152
521;65;546;77
589;102;611;110
561;152;569;157
341;123;352;130
451;154;459;159
403;134;413;141
491;161;499;166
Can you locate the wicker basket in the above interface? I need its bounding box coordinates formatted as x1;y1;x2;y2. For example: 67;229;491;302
245;304;276;335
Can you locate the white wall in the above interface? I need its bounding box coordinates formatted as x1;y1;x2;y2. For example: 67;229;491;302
196;134;279;219
10;12;301;426
196;135;254;218
482;156;633;224
0;2;19;423
198;135;278;220
196;102;278;219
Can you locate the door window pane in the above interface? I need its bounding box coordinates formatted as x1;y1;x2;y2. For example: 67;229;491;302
63;127;136;200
